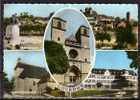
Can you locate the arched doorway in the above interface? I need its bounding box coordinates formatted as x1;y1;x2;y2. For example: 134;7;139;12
69;65;81;83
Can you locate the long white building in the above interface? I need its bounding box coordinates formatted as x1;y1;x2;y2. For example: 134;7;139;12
82;68;137;89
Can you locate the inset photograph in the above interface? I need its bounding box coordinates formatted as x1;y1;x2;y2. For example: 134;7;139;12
4;5;48;50
44;8;95;87
4;51;50;98
74;50;138;98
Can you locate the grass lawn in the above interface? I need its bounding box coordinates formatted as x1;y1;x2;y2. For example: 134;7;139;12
72;89;119;97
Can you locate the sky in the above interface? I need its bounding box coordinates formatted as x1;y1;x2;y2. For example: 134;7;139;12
95;51;133;70
4;51;46;80
4;4;138;20
45;8;90;39
4;50;135;80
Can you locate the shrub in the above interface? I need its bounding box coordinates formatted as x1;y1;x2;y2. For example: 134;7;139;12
44;40;70;74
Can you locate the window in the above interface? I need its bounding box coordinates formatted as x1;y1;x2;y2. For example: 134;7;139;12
84;29;87;34
92;80;95;83
33;81;36;86
57;21;62;28
85;58;87;62
57;37;60;41
29;89;32;91
69;49;78;58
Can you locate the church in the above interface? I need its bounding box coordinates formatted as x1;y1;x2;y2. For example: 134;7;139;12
50;17;91;86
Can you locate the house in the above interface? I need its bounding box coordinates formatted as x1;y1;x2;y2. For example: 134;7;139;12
37;73;50;95
99;18;115;29
13;58;48;95
83;7;98;28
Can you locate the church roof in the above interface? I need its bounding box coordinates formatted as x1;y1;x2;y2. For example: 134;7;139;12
66;34;77;42
15;62;48;79
65;34;81;48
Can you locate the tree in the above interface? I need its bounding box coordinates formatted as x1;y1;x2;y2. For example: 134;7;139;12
20;12;29;18
38;73;50;84
96;82;103;88
3;18;12;32
3;72;15;93
112;75;132;89
115;23;137;49
126;51;138;69
115;17;121;24
45;86;52;94
95;33;111;42
20;12;34;20
132;20;138;27
44;40;70;74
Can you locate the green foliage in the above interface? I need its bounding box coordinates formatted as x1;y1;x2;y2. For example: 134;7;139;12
4;12;46;35
115;17;121;24
115;24;137;49
3;18;12;32
3;72;15;93
20;12;33;19
20;24;46;33
112;75;132;89
95;33;111;42
126;51;138;69
44;40;70;74
51;90;65;97
132;20;138;27
45;86;52;94
96;82;103;88
72;90;118;97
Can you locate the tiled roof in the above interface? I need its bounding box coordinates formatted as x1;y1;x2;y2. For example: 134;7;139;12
92;68;137;76
66;34;77;42
15;62;48;79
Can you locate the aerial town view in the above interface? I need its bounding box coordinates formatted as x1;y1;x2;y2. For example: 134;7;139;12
3;4;138;99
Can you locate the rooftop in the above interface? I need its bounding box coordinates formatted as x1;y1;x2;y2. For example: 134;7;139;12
92;68;137;76
15;61;48;79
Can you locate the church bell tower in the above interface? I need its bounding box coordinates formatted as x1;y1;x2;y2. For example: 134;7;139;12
51;17;66;45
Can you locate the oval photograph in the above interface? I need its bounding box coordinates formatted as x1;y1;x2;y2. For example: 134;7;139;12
44;8;95;88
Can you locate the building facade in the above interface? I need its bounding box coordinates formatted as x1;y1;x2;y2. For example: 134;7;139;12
13;59;137;95
82;68;137;89
13;58;48;95
51;17;91;85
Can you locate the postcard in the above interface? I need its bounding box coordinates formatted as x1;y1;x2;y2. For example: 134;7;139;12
0;3;139;99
